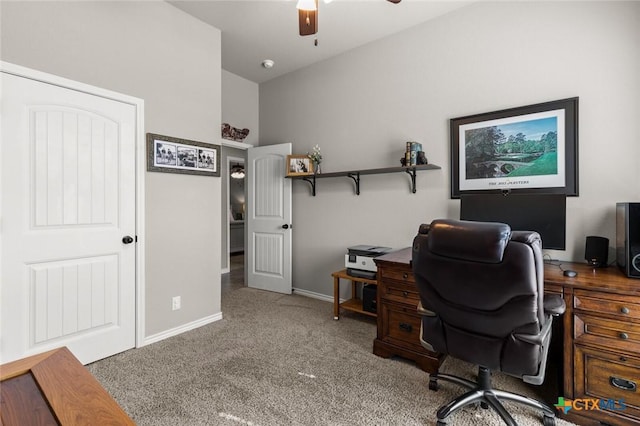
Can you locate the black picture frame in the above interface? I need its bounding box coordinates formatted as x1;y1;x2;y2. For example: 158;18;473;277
147;133;220;177
450;97;578;198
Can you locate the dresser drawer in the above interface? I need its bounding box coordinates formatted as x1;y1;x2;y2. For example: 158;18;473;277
574;290;640;320
379;268;415;285
574;313;640;353
574;345;640;421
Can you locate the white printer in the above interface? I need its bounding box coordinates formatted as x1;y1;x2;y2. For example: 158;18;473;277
345;245;393;279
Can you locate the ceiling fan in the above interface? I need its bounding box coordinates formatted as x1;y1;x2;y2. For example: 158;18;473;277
297;0;401;37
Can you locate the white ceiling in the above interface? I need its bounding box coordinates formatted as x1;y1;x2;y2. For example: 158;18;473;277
169;1;472;84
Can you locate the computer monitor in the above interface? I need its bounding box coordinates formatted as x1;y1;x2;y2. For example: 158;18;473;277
460;193;567;250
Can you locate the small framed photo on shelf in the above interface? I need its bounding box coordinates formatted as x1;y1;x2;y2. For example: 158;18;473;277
286;154;314;176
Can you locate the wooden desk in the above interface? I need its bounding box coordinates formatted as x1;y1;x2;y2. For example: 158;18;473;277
0;347;134;425
545;262;640;426
372;248;445;373
332;269;377;320
372;248;640;426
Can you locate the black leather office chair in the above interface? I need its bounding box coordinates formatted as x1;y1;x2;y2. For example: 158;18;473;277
412;219;566;426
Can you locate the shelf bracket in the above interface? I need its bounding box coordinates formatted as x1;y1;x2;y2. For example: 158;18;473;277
347;172;361;195
405;168;417;193
302;175;316;196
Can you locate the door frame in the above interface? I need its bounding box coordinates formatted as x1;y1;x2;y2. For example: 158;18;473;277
220;139;252;274
225;155;245;273
0;61;147;349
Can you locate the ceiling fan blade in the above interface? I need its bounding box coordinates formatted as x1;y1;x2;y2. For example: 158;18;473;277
298;8;318;36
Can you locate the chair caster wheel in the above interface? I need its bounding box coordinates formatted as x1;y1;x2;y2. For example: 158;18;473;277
543;415;556;426
480;402;489;409
428;379;439;391
436;421;447;426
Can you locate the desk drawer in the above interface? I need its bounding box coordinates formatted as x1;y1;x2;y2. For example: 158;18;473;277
379;268;415;285
574;290;640;320
574;345;640;420
381;282;419;305
574;313;640;354
380;302;422;351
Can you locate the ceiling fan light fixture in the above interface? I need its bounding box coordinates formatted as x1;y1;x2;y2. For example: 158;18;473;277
296;0;317;11
230;164;245;179
298;0;318;36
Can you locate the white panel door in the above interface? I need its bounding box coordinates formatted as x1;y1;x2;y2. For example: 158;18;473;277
1;72;137;365
246;143;292;294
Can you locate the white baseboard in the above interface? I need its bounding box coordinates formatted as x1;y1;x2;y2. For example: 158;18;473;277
142;313;223;346
221;267;230;274
292;287;337;303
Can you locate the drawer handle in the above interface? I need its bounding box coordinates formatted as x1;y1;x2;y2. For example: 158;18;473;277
621;306;630;314
399;322;413;333
609;376;637;392
403;273;409;279
619;332;629;340
402;291;409;297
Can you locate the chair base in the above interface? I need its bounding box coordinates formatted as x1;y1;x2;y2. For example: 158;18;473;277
430;366;557;426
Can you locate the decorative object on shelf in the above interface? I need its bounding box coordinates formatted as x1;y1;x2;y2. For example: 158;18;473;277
402;141;427;166
221;123;250;142
417;151;428;165
230;163;245;179
286;154;314;176
307;144;322;174
450;97;578;198
147;133;220;177
404;141;422;166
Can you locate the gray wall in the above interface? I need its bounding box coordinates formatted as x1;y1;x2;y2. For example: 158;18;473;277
260;1;640;298
1;1;223;337
222;70;259;146
220;70;258;270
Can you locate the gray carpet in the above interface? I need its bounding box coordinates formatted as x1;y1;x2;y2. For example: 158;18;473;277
88;279;576;426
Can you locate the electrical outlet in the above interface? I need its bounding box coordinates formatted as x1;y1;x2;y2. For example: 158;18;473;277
172;296;181;311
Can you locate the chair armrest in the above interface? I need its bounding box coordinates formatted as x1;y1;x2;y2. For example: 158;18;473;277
417;301;436;317
544;294;566;316
515;316;553;346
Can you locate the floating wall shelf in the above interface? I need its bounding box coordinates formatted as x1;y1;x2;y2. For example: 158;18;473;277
285;164;441;196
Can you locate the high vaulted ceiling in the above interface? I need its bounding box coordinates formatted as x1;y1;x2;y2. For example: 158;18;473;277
169;1;472;84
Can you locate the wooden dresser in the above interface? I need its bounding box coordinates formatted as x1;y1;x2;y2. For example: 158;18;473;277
373;248;640;426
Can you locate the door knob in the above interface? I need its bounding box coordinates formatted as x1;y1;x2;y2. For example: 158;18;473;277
282;224;292;229
122;236;134;244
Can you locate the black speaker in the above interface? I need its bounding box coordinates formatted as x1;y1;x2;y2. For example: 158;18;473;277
616;202;640;278
585;236;609;267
